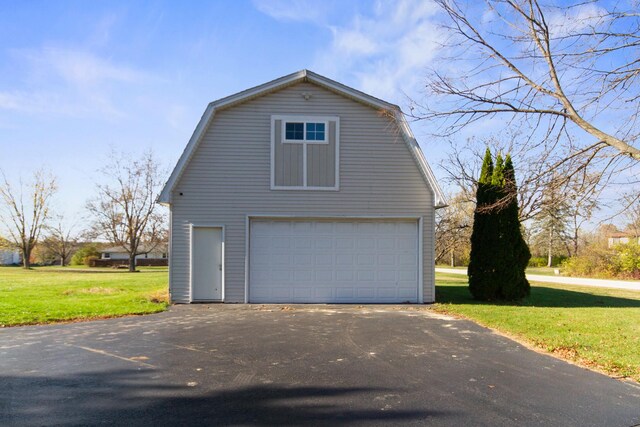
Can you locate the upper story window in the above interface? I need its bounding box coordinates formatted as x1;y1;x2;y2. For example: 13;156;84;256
284;122;326;142
271;115;339;191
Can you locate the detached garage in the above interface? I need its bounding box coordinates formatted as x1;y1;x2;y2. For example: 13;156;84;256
158;70;446;304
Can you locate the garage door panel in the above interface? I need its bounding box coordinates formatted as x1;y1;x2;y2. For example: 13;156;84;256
397;237;415;249
336;270;355;281
336;288;354;299
357;270;375;281
314;270;332;282
315;238;332;249
398;287;418;298
399;254;418;266
314;287;333;299
315;254;333;266
294;254;312;265
337;254;354;266
271;269;291;281
399;270;418;281
377;270;397;281
249;219;419;303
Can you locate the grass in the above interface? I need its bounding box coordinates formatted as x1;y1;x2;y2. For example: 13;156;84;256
437;265;563;276
0;266;169;327
436;265;640;281
434;272;640;382
525;267;561;276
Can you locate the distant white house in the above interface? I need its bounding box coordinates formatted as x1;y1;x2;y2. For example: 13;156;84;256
608;232;640;248
100;245;167;260
0;249;20;265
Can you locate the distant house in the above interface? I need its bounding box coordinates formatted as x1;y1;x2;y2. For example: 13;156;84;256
99;245;167;261
0;249;20;265
93;244;168;267
608;232;640;248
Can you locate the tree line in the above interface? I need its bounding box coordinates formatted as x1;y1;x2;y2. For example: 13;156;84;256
429;0;639;282
0;150;167;272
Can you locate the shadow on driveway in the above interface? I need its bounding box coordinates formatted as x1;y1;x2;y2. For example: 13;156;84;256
2;369;447;426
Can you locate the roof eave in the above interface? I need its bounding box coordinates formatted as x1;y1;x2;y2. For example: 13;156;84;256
392;111;448;209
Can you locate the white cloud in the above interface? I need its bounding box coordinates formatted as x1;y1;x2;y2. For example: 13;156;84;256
20;47;148;86
547;3;607;37
252;0;327;23
0;47;153;118
313;0;441;103
330;26;378;56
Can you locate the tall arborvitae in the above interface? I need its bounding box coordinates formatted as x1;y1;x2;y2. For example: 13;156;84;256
498;155;531;299
468;150;530;301
468;148;500;300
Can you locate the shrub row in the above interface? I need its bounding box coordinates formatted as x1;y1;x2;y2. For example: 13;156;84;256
562;242;640;279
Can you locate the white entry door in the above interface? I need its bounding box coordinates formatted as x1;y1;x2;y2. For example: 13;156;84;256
191;226;223;301
249;219;419;303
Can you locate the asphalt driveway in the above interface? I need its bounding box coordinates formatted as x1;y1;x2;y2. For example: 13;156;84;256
1;305;639;426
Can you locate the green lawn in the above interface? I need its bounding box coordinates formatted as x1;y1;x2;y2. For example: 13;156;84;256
525;267;561;276
435;273;640;382
0;266;169;327
437;265;563;276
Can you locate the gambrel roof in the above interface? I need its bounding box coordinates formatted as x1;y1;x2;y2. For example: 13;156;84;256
158;69;447;207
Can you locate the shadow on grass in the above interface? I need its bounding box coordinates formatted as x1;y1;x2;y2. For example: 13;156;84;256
28;268;169;274
436;277;640;308
1;369;448;426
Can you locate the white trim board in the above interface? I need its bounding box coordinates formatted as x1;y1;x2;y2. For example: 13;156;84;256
157;69;446;208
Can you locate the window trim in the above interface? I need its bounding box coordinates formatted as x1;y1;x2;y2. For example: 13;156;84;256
282;120;328;144
271;115;340;191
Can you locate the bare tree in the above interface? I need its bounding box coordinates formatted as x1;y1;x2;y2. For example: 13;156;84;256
417;0;640;186
564;173;601;256
0;170;57;268
620;192;640;237
440;132;603;222
86;150;167;272
41;216;79;266
436;192;474;266
531;179;572;266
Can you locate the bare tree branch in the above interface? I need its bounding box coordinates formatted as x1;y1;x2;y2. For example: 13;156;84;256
416;0;640;167
0;169;57;268
86;150;168;272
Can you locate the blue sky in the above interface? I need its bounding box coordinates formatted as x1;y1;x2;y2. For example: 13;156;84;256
0;0;450;221
0;0;633;229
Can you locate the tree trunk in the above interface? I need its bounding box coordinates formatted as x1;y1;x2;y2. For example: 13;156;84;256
60;256;65;267
22;247;31;269
547;229;553;268
450;248;455;267
129;255;136;272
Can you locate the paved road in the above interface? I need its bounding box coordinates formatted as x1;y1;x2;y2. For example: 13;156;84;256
1;305;639;426
436;268;640;291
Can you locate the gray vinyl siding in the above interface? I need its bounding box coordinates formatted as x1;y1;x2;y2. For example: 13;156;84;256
307;121;336;187
169;81;435;303
274;122;304;186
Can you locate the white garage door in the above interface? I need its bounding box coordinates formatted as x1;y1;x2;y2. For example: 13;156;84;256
249;219;419;303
